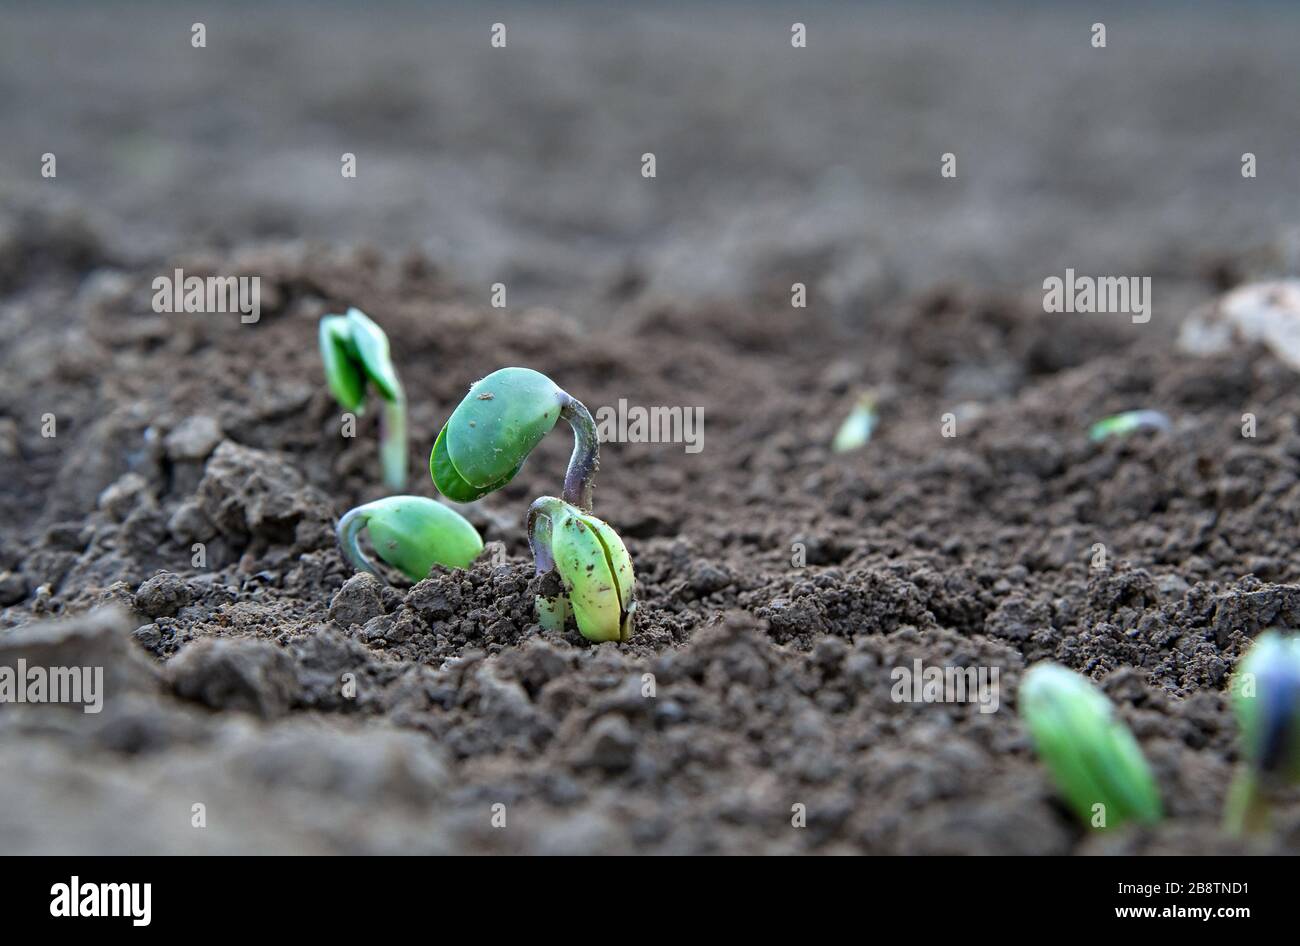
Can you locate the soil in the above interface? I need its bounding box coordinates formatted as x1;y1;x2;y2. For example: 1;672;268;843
2;2;1300;855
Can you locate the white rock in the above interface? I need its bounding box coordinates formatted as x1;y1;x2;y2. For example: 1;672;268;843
1178;280;1300;369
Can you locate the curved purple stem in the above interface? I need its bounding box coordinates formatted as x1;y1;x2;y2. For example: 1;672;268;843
526;496;567;575
526;495;570;632
560;394;599;513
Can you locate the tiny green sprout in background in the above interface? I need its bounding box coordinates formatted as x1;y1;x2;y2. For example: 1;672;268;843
432;366;636;643
1019;663;1163;829
1225;631;1300;835
1088;408;1171;443
337;495;482;583
319;307;408;489
831;392;877;453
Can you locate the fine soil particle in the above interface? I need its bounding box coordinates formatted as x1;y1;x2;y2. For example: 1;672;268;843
2;232;1298;854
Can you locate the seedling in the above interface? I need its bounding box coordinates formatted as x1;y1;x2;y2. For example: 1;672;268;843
431;366;598;510
528;496;636;642
831;393;877;453
1088;409;1170;443
1225;631;1300;835
337;495;482;582
320;308;408;489
432;367;636;642
1019;663;1162;829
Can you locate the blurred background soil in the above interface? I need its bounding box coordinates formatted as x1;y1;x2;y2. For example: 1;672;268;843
0;1;1298;853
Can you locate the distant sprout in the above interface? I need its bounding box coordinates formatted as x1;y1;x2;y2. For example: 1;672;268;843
1088;409;1171;443
1019;663;1162;829
431;366;598;510
831;392;877;453
337;496;482;583
1225;631;1300;835
433;367;636;642
319;308;408;489
528;496;636;643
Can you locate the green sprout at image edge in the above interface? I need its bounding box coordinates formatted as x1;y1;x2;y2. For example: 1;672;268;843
1226;631;1300;835
1019;662;1162;830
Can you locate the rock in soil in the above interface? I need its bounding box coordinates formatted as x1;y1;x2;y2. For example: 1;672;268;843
167;638;300;719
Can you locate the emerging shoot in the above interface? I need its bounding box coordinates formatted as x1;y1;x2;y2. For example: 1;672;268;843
528;496;636;643
1088;409;1171;443
337;495;482;583
1225;631;1300;835
430;367;599;511
831;392;877;453
1019;663;1162;829
320;308;408;489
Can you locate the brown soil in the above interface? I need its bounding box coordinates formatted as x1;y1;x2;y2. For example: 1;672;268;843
2;236;1298;854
